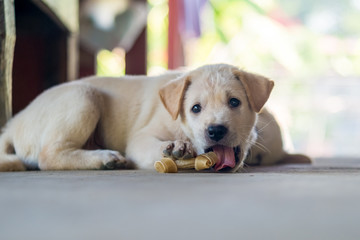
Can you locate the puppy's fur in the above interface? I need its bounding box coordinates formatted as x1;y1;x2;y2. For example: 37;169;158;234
0;64;310;172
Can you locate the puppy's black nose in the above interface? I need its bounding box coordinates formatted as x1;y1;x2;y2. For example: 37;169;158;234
207;125;228;142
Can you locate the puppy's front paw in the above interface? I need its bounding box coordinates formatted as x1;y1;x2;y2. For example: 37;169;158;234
162;140;196;159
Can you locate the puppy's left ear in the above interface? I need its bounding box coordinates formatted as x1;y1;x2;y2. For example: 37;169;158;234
159;75;191;120
234;70;274;113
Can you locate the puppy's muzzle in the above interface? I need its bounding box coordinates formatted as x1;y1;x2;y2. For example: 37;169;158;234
207;125;228;142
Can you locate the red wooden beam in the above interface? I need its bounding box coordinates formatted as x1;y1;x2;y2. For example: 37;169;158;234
168;0;184;69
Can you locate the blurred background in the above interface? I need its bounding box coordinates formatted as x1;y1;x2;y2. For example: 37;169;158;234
5;0;360;159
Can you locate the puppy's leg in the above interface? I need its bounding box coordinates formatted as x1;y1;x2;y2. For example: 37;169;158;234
246;109;285;166
38;91;126;170
125;135;168;170
39;143;127;170
0;133;26;171
0;155;26;171
126;132;196;170
246;109;311;166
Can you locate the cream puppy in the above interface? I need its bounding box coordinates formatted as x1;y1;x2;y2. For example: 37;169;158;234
0;64;309;172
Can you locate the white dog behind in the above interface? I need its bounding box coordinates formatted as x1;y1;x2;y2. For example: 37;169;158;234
0;64;310;172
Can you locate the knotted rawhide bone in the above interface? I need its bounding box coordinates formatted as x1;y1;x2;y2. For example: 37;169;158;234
154;152;218;173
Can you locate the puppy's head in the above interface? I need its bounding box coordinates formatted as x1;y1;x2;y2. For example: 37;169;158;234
159;64;274;172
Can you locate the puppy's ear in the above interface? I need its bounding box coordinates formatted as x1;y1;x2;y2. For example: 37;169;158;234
234;70;274;113
159;75;191;120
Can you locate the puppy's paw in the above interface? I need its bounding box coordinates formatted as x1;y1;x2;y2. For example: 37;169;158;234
101;150;127;170
162;140;196;159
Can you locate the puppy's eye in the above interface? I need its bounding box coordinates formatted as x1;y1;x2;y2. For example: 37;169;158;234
191;104;202;113
229;98;241;108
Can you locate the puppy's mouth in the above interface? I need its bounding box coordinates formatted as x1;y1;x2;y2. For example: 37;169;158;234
205;145;240;172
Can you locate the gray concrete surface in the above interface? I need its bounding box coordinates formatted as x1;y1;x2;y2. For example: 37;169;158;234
1;158;360;240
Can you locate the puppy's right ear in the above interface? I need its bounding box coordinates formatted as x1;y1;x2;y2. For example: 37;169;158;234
159;75;191;120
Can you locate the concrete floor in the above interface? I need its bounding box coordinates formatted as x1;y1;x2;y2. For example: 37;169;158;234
1;158;360;240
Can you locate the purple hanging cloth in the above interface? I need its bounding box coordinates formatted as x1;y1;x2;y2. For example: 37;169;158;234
179;0;208;38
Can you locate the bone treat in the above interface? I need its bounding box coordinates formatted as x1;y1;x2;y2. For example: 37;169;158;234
154;158;178;173
174;152;218;170
154;152;219;173
194;152;218;170
174;159;196;169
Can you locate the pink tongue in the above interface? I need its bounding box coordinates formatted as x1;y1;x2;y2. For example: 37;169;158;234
213;145;236;171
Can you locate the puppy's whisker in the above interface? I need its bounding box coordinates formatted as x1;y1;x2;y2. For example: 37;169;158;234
246;149;253;161
238;134;270;154
251;141;270;153
242;162;249;168
237;125;258;129
256;120;276;134
238;165;248;173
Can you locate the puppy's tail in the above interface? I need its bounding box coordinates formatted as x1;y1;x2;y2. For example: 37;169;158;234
278;153;312;164
0;132;26;171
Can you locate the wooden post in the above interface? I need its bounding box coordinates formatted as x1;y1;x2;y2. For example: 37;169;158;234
66;33;78;81
125;26;147;75
0;0;15;127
